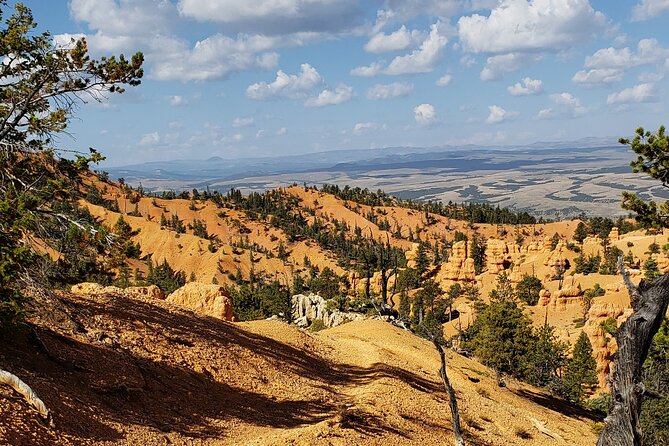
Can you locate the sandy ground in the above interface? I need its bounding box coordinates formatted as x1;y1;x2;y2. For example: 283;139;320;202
1;290;601;446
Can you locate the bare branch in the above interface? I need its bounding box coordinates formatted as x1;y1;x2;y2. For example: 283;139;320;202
617;256;639;310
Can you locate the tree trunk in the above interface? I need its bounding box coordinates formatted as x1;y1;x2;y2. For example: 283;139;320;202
433;340;465;446
597;270;669;446
0;368;54;427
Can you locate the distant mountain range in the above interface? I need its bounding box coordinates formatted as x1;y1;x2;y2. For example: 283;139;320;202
107;137;620;185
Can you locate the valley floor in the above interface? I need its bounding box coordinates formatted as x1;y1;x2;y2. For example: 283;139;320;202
1;290;601;445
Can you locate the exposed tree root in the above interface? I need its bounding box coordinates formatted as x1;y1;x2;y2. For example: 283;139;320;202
0;368;54;427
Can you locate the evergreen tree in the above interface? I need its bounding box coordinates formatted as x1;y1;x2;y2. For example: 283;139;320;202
471;235;486;274
522;324;568;388
0;2;143;324
515;274;543;306
463;296;533;378
558;332;598;403
640;319;669;445
644;257;661;279
398;289;410;321
574;221;588;243
415;242;429;275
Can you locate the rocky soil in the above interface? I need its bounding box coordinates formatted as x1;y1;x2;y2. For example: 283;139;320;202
0;289;601;446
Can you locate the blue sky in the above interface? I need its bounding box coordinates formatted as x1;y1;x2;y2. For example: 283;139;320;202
24;0;669;166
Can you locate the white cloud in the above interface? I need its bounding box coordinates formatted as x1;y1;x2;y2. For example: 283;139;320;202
458;0;606;54
139;131;161;146
305;84;354;107
607;83;657;105
585;39;669;69
507;77;543;96
572;68;624;86
364;26;424;53
153;34;280;81
480;53;540;81
366;82;414;100
632;0;669;21
460;55;477;67
246;63;323;100
276;127;287;136
353;122;385;134
70;0;174;52
574;39;669;86
550;92;586;116
378;1;478;23
169;95;187;107
384;23;448;75
436;74;452;86
414;103;436;125
232;117;254;128
486;105;516;124
53;33;86;49
177;0;363;34
535;108;556;120
350;62;384;77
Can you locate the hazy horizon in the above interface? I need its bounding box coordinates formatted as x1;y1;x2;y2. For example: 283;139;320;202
30;1;669;166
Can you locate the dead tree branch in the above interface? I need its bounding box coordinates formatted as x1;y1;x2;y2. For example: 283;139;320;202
433;339;465;446
0;369;54;427
597;259;669;446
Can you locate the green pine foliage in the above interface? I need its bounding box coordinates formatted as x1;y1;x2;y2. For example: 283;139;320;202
555;332;598;403
145;259;186;295
515;274;543;306
0;2;143;325
640;318;669;445
229;279;292;322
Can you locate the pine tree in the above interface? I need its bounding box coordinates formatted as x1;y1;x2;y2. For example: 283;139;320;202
515;274;543;306
574;221;588;243
560;332;598;403
398;290;410;321
644;257;661;279
415;242;429;275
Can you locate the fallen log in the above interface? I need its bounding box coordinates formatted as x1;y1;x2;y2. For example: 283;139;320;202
0;369;54;427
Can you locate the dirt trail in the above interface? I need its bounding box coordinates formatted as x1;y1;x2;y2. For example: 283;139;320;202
1;291;600;446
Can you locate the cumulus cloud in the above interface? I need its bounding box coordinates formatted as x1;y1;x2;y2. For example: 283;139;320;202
169;95;187;106
139;131;161;146
353;122;386;134
507;77;543;96
70;0;174;52
350;62;384;77
632;0;669;21
364;25;424;53
246;63;323;100
436;74;453;86
584;39;669;69
572;68;624;86
485;105;516;124
153;33;280;81
304;84;354;107
535;108;556;120
384;23;448;75
606;83;657;105
276;127;287;136
414;103;436;125
232;117;254;128
377;0;497;25
480;53;541;81
550;92;586;116
366;82;414;100
176;0;363;34
458;0;606;54
573;39;669;86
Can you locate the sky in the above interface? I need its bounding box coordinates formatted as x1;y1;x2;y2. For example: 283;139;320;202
22;0;669;166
